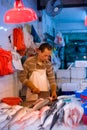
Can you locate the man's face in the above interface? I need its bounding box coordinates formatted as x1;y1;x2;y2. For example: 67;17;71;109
38;48;52;62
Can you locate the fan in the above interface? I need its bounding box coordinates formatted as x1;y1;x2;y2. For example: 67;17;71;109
46;0;63;17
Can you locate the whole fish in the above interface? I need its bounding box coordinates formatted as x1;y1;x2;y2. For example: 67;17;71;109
40;103;57;126
0;113;8;123
0;103;11;109
39;99;63;127
33;97;52;111
1;107;29;130
39;106;50;119
57;108;64;125
39;100;65;130
38;100;58;130
24;110;40;126
39;112;54;130
50;102;65;130
19;109;37;122
10;110;40;130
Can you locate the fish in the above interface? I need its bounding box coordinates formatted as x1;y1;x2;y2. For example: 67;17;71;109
63;102;84;127
38;100;60;130
50;102;65;130
24;110;40;126
39;101;57;126
10;110;40;130
40;99;64;127
19;109;37;122
0;113;8;123
0;103;11;109
39;106;50;119
39;113;54;130
32;97;52;111
1;107;29;130
57;108;64;125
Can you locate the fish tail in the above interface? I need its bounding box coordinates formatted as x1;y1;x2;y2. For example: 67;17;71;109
38;124;45;130
38;126;44;130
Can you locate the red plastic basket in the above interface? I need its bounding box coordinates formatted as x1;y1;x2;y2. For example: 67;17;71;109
1;97;22;106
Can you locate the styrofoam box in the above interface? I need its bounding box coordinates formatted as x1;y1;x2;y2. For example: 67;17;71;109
0;73;19;99
75;60;87;67
71;67;86;79
57;69;70;79
71;78;84;84
80;79;87;90
61;82;80;91
57;78;70;89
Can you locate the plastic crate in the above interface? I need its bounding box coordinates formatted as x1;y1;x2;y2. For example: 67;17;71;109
1;97;22;106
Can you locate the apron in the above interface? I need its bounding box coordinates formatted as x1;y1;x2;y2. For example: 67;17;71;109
26;68;50;101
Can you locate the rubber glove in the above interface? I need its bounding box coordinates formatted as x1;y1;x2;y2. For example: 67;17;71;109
23;80;40;94
51;85;57;100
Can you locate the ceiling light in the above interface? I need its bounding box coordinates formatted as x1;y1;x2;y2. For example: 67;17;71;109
4;0;37;24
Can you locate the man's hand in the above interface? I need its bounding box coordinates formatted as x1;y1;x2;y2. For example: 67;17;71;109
23;80;40;94
52;90;57;100
50;84;57;100
32;87;40;94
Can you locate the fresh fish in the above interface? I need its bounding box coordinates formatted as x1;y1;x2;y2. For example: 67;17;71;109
19;109;37;122
33;97;52;111
1;107;29;130
39;106;50;119
33;98;44;106
38;100;60;130
24;110;40;126
63;102;84;127
10;110;40;130
0;103;11;109
39;113;54;130
40;99;64;127
57;108;64;125
50;103;65;130
0;113;8;123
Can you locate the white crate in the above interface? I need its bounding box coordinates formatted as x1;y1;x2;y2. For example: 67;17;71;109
57;78;70;89
71;78;84;84
75;60;87;67
57;69;70;79
71;67;86;79
80;79;87;90
61;82;80;91
0;73;19;99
